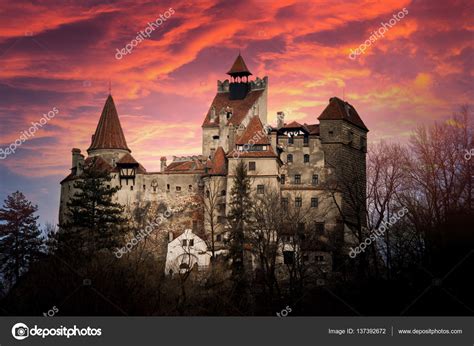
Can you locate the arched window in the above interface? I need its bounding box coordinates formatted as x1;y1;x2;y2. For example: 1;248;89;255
287;154;293;163
304;154;310;163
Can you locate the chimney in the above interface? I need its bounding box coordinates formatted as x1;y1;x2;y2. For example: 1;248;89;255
72;148;84;175
160;156;167;172
277;111;285;129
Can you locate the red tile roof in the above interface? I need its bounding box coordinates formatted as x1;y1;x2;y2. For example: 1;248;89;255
305;124;320;135
235;116;270;145
227;54;252;76
165;159;205;173
318;97;368;131
202;89;264;128
282;121;303;129
209;147;227;175
88;95;130;152
117;153;138;165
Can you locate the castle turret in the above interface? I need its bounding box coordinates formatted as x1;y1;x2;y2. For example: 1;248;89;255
227;53;252;100
87;94;130;165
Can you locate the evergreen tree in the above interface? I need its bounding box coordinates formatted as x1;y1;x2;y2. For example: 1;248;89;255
0;191;43;287
227;161;253;305
59;158;126;257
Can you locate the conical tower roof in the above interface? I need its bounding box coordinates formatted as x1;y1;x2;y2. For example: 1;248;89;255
227;53;252;77
87;94;130;152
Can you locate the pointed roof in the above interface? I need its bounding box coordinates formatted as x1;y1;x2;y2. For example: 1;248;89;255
227;53;252;76
209;147;227;175
318;97;368;131
88;95;130;152
235;116;270;145
117;153;139;165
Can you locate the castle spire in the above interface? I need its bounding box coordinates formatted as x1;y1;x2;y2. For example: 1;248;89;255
87;94;130;153
226;53;252;77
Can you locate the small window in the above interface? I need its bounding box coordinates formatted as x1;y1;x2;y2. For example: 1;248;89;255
303;135;309;146
315;222;325;235
311;197;319;208
167;184;170;190
283;251;295;265
249;162;256;171
294;174;301;184
212;135;219;140
304;154;310;163
143;184;146;190
176;186;181;192
257;185;264;194
216;234;222;242
189;239;194;246
295;197;302;207
182;239;187;246
130;185;134;191
107;185;110;189
281;197;289;209
287;154;293;163
188;185;193;191
221;190;226;196
288;136;294;145
153;187;157;192
312;174;319;186
280;174;285;184
328;130;334;136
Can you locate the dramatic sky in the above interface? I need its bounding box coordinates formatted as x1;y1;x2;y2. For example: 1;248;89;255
0;0;472;225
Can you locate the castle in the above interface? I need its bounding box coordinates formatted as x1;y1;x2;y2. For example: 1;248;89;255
59;53;368;274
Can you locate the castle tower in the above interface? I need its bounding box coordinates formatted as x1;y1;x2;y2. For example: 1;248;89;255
318;97;369;228
227;53;252;100
87;94;131;166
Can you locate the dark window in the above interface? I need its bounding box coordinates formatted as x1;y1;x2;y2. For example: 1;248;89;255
107;185;110;189
304;154;310;163
311;197;319;208
189;239;194;246
281;197;289;209
328;130;334;136
257;185;264;194
188;185;192;191
283;251;295;265
349;131;354;143
295;197;302;207
287;154;293;163
153;187;157;192
176;186;181;192
312;174;319;185
249;162;256;171
216;234;222;242
221;190;226;196
315;222;325;235
143;184;146;190
182;239;187;246
303;135;309;146
294;174;301;184
281;174;285;184
212;135;219;140
167;184;170;190
288;136;294;144
130;185;134;191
